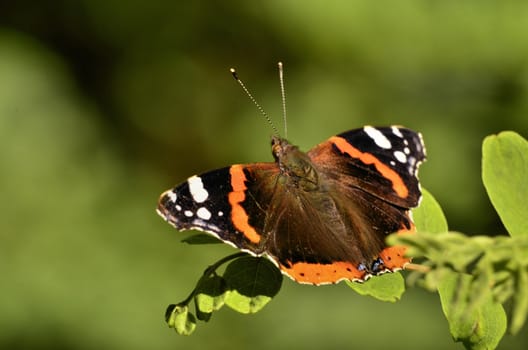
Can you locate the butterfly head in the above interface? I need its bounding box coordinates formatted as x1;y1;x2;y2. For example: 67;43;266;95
271;136;319;190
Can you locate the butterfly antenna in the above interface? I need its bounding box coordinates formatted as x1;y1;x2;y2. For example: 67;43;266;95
278;62;288;138
230;67;280;137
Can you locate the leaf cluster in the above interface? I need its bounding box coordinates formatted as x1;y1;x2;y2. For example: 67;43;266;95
390;131;528;349
165;253;282;335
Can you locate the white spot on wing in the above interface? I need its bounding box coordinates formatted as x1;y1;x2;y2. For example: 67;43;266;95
408;157;417;174
184;210;193;217
188;175;209;203
167;191;177;202
218;211;224;216
404;147;410;154
394;150;407;163
175;205;182;211
364;126;392;149
391;126;403;138
197;207;212;220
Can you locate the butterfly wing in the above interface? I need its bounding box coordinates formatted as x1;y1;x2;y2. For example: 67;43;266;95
157;163;281;254
309;126;426;207
291;126;426;280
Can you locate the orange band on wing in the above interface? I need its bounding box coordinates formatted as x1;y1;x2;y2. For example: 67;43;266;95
228;165;261;244
330;136;408;198
282;227;416;285
281;261;364;285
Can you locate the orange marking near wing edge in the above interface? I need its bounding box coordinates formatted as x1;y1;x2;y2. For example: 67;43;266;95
282;227;416;285
329;136;409;198
228;165;261;244
379;226;415;270
281;261;364;285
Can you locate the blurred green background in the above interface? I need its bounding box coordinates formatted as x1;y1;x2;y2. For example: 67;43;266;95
1;1;527;349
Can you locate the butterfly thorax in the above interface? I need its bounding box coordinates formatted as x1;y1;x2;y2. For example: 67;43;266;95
271;136;319;191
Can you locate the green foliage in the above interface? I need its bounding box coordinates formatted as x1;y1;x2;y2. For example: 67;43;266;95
165;305;197;336
438;273;506;350
391;131;528;349
345;273;405;302
482;131;528;238
223;256;283;314
194;274;228;314
394;232;514;349
165;253;282;335
413;188;449;233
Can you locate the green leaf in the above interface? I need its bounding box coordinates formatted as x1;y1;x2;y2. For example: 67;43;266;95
510;266;528;334
223;256;283;314
438;273;507;350
194;300;213;322
165;304;197;336
346;272;405;302
471;297;507;350
181;233;222;244
194;275;228;313
413;188;448;234
482;131;528;237
438;273;479;340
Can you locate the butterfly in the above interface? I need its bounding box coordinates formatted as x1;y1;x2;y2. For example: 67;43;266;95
157;123;425;285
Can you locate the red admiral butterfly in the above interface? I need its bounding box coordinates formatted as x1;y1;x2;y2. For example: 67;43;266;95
157;66;426;285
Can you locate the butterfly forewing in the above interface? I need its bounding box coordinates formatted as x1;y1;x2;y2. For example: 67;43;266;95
157;164;278;254
308;126;425;208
